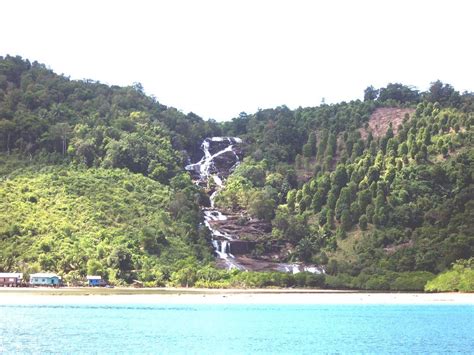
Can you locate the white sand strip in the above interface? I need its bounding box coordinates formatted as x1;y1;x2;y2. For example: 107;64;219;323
0;290;472;305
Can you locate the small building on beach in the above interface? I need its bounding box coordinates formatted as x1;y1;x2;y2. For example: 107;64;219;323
0;273;23;287
86;275;105;287
29;273;61;286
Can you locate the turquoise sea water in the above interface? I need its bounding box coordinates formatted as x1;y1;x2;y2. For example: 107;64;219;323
0;303;473;354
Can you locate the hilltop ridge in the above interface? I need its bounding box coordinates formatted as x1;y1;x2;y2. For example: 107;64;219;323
0;56;472;290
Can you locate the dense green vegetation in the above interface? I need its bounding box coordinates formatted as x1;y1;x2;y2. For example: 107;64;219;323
219;82;473;291
169;265;325;289
0;55;222;172
0;166;212;285
425;258;474;292
0;55;218;285
0;55;472;290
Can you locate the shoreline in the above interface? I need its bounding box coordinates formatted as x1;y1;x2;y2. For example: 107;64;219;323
0;286;354;294
0;287;472;305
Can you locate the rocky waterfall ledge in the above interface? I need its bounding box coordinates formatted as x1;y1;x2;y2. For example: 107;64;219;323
186;137;324;274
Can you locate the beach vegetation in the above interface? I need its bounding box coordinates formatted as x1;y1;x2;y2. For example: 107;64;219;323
425;258;474;292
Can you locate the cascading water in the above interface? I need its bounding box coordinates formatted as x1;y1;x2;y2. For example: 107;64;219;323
185;137;244;270
185;136;324;274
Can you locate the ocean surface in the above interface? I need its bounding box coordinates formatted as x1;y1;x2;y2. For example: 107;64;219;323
0;302;472;354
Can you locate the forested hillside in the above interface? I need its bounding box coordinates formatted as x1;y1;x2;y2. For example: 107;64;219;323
0;55;472;290
219;83;473;290
0;55;216;285
0;167;211;285
0;55;221;170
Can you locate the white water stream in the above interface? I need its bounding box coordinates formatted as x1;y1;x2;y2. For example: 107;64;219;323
185;137;244;270
185;137;324;274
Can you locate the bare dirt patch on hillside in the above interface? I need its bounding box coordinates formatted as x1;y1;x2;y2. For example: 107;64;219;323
360;107;415;140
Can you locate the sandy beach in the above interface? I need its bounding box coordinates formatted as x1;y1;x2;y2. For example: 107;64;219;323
0;288;472;305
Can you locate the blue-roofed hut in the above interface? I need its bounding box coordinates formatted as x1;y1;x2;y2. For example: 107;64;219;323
87;275;105;287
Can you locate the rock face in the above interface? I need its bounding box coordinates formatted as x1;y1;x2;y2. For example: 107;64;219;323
207;212;270;256
185;137;247;270
186;137;324;274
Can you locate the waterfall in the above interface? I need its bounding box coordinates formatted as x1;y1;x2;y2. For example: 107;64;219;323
185;136;323;274
221;241;228;254
279;263;324;274
185;137;244;270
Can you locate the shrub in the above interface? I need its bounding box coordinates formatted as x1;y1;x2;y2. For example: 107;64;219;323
425;259;474;292
390;271;435;291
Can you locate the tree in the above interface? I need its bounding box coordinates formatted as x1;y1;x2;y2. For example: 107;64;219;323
317;129;329;161
170;266;197;288
386;138;398;155
327;190;337;210
357;189;372;212
364;86;379;101
398;142;408;156
87;259;105;278
287;190;296;211
140;226;167;255
333;165;348;191
248;190;275;222
319;207;328;226
0;119;15;154
325;132;337;158
410;141;419;159
295;154;303;169
296;237;317;263
423;129;431;146
302;143;312;158
326;209;335;229
350;201;361;221
366;204;375;223
49;122;72;155
359;214;368;230
299;195;311;213
378;83;420;103
351;140;364;160
311;189;326;213
335;187;351;220
235;159;266;187
427;80;460;107
340;209;351;231
107;246;133;281
303;132;317;158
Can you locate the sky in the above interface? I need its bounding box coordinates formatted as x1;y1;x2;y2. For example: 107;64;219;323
1;0;473;121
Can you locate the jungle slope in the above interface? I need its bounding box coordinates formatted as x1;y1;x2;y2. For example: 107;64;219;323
0;56;472;291
0;55;218;285
0;165;211;286
218;83;474;291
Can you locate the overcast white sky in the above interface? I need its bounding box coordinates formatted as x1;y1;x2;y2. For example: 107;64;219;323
1;0;473;121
